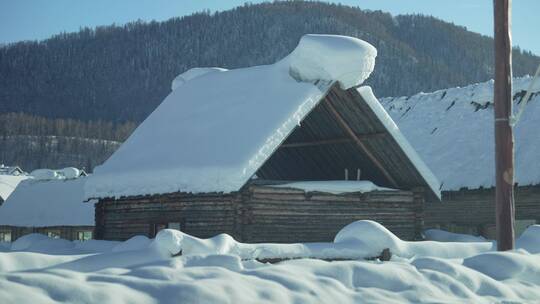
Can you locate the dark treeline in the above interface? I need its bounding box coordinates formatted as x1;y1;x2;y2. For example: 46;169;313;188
0;135;121;173
1;1;537;123
0;113;135;171
0;113;136;141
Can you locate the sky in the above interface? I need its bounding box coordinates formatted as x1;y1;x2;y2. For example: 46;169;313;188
0;0;538;55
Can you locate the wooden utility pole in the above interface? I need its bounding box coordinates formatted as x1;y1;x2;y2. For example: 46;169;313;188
493;0;515;251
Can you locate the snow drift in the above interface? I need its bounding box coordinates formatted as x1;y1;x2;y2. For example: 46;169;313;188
288;34;377;89
1;221;540;303
171;67;228;91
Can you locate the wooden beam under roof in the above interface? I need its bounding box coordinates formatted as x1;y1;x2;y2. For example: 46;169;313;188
324;92;399;189
280;132;385;149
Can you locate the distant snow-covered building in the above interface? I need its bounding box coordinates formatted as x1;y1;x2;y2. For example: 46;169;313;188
0;164;25;176
0;165;29;205
85;34;440;242
382;76;540;237
0;175;94;242
0;175;29;205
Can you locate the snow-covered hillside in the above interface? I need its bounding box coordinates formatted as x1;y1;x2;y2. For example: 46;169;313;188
1;220;539;303
381;76;540;191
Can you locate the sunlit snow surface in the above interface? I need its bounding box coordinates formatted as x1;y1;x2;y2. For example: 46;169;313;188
1;221;540;303
0;175;28;202
381;76;540;191
84;34;378;199
269;180;395;194
0;178;93;227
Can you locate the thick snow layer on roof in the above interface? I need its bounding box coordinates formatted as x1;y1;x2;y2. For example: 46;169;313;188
85;34;378;199
171;67;228;91
30;167;83;181
289;34;376;89
381;76;540;191
0;178;93;227
0;175;29;201
270;180;395;194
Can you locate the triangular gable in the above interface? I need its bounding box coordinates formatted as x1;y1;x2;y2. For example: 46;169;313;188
257;84;441;201
85;34;440;201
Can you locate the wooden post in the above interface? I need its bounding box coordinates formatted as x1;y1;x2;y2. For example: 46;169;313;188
493;0;515;251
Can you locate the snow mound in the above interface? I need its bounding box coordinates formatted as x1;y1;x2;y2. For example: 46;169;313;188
289;34;377;89
270;180;395;194
334;220;403;254
2;222;540;303
516;224;540;253
10;234;50;251
30;169;59;180
424;229;488;243
30;167;82;180
463;250;540;283
60;167;81;179
112;235;151;252
74;239;120;253
171;67;228;90
152;229;184;256
150;221;493;261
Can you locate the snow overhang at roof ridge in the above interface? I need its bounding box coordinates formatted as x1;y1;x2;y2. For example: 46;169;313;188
357;86;442;201
84;34;379;200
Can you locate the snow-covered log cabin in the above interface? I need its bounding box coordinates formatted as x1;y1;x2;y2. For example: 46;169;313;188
0;169;94;242
84;35;441;242
382;77;540;238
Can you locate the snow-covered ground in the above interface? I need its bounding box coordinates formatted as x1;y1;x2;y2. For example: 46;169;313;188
1;220;539;303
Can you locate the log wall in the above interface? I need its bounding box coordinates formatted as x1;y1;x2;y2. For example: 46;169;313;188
95;193;240;241
425;185;540;238
242;185;422;242
95;186;424;242
0;225;94;241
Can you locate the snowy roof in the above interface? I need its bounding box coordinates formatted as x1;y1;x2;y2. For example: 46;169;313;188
85;34;440;200
381;76;540;191
0;175;29;203
0;177;94;227
30;167;86;181
0;165;24;176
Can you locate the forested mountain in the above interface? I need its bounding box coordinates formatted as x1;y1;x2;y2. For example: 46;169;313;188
0;113;135;172
0;1;538;171
1;1;537;123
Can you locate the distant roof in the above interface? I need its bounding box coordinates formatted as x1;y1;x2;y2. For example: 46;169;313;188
381;76;540;191
0;175;29;202
0;165;25;176
85;35;440;200
0;178;93;227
